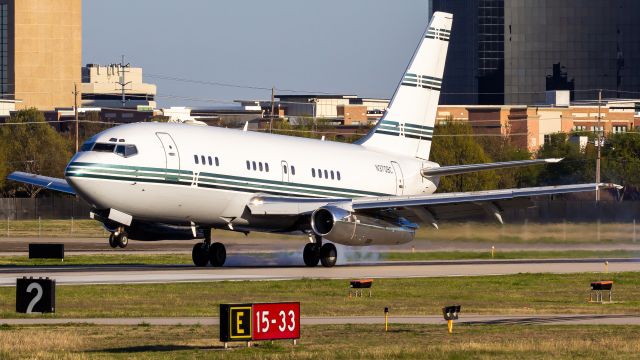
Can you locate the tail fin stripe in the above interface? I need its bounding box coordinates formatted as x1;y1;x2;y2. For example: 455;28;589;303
375;130;400;137
404;123;434;130
425;35;449;41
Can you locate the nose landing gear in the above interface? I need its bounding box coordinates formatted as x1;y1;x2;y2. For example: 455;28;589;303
108;228;129;249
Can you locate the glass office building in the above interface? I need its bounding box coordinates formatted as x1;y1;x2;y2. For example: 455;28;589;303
431;0;640;105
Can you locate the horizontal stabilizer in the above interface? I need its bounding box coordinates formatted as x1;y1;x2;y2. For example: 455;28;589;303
7;171;76;195
421;158;563;177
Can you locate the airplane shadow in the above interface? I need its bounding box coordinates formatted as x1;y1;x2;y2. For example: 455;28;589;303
92;344;223;353
462;314;636;326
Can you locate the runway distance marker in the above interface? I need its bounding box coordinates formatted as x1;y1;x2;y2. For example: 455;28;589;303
16;277;56;314
219;302;300;346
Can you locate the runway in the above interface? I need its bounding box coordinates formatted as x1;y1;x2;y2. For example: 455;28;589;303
2;314;640;326
1;258;638;286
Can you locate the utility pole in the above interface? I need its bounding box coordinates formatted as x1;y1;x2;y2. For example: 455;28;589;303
596;89;602;202
73;83;79;153
270;87;275;133
117;55;131;108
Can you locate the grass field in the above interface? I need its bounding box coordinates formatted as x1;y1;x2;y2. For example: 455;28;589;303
0;249;637;267
1;272;638;319
1;324;639;359
1;219;640;244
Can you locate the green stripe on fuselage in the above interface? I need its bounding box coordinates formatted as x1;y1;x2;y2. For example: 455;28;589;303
66;162;387;198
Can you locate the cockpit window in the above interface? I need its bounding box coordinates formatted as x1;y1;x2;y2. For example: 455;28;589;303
80;141;95;152
115;144;139;158
92;143;116;152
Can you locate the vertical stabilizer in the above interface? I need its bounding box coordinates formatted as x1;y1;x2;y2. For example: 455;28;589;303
358;12;452;160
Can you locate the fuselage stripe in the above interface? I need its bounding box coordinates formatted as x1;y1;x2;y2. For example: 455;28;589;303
66;162;388;198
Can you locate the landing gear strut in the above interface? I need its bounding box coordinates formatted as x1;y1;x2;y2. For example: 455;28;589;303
192;228;226;267
108;227;128;249
303;236;337;268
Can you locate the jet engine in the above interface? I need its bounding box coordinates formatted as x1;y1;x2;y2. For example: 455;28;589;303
310;206;416;246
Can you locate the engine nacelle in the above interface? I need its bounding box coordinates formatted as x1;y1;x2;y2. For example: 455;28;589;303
310;206;416;246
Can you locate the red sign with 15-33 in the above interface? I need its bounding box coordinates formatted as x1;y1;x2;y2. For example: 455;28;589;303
252;302;300;340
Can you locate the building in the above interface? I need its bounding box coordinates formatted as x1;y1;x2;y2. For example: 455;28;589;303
275;95;389;125
81;64;157;109
0;0;82;110
436;96;640;152
161;100;263;127
431;0;640;105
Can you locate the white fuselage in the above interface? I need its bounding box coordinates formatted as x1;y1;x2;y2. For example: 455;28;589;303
65;122;439;230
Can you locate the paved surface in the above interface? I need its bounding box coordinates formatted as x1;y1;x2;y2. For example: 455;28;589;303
2;314;640;326
1;258;638;286
2;237;640;254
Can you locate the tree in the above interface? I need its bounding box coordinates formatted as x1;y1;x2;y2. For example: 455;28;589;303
0;109;73;197
78;111;114;144
431;121;498;192
535;132;595;185
602;132;640;199
0;144;7;191
478;136;539;189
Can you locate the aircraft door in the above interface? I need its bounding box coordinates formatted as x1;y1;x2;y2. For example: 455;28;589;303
281;160;290;182
156;132;181;182
391;161;404;196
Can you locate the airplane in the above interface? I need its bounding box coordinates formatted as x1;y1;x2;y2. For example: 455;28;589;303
8;12;616;268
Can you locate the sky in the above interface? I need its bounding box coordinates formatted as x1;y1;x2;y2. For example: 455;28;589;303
83;0;431;107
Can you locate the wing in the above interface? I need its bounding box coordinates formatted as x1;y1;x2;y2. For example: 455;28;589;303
352;183;618;225
7;171;76;195
248;183;619;224
421;158;562;177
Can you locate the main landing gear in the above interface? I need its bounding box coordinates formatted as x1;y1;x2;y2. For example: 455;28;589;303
192;228;226;267
303;235;337;268
108;227;129;249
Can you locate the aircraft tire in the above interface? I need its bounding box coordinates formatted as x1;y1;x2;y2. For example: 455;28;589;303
108;233;118;248
192;243;209;267
117;234;129;248
209;242;226;267
303;243;320;267
320;243;337;268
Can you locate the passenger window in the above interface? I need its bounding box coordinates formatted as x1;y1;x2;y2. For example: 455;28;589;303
259;162;263;172
208;156;212;166
291;166;296;175
337;171;341;181
324;170;328;179
252;161;257;170
194;155;199;164
215;157;219;166
330;170;334;180
283;165;288;174
265;163;269;172
318;169;322;178
246;160;250;170
312;169;315;177
92;143;116;152
201;155;206;165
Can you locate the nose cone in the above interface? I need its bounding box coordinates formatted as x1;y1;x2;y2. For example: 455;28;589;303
65;152;105;208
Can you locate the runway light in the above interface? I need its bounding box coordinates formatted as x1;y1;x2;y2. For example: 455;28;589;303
442;305;461;334
589;281;613;303
384;307;389;332
349;279;373;298
491;246;495;259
